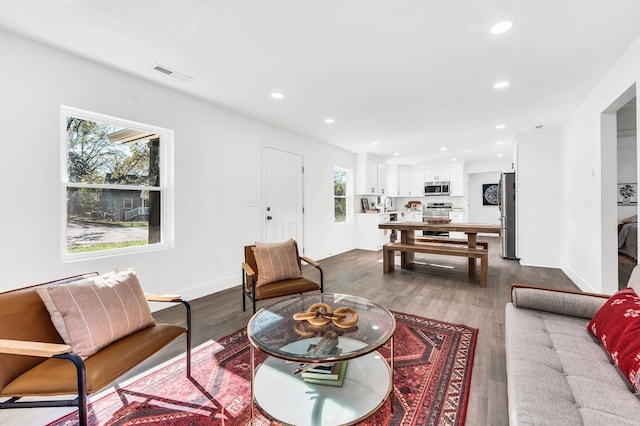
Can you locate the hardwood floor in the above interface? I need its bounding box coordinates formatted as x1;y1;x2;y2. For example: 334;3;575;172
149;236;578;426
2;237;578;425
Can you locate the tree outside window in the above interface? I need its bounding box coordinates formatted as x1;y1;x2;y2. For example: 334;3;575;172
334;168;350;223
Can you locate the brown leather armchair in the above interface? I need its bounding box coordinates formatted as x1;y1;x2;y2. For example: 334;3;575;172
0;273;191;426
242;242;323;313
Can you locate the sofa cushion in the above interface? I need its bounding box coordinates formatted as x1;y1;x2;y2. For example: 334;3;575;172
36;270;155;359
511;286;607;319
588;287;640;391
253;239;302;287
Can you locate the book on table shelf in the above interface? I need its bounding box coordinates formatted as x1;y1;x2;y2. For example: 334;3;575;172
302;360;348;387
299;344;346;382
301;358;344;380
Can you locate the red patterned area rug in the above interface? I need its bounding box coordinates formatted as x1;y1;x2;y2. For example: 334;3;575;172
49;311;477;426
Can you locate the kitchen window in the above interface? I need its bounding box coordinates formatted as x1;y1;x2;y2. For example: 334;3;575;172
61;106;174;260
334;167;351;223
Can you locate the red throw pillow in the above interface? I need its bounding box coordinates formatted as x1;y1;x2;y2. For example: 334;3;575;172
588;287;640;391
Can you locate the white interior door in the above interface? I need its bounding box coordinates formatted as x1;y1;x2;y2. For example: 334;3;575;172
264;147;304;250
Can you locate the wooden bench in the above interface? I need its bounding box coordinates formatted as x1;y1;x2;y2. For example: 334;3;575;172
383;242;488;287
414;236;489;250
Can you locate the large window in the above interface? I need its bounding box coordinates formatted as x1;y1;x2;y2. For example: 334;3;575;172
334;167;351;223
61;106;174;259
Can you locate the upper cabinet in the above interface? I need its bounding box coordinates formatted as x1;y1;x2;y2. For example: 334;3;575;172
397;167;424;197
449;164;464;196
377;162;387;196
358;156;465;197
424;167;450;182
395;164;465;197
356;153;388;195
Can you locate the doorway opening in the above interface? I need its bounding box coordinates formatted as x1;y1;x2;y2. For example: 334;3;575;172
616;97;637;289
601;85;636;294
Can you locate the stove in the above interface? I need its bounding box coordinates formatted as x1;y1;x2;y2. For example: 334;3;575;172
423;202;453;216
423;202;453;236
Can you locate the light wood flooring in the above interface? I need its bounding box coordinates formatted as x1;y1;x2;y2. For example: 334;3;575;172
149;236;578;426
2;237;578;425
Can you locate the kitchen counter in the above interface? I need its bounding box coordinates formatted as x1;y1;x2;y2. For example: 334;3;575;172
355;213;393;250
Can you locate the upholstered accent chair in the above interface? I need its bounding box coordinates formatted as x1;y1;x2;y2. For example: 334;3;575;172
242;240;323;313
0;271;191;426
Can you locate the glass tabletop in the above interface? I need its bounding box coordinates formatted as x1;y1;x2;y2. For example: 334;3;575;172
247;293;396;362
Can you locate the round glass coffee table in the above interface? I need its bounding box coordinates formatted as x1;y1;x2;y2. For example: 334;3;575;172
247;293;396;426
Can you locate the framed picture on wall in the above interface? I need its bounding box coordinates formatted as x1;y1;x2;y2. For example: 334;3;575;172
482;183;499;206
618;183;638;205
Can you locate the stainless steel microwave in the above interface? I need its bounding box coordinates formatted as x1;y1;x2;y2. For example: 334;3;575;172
424;181;450;196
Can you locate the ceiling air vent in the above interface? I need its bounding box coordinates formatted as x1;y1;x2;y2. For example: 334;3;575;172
152;63;193;82
153;64;173;75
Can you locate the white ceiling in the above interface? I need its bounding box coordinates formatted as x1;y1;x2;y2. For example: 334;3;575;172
2;0;640;166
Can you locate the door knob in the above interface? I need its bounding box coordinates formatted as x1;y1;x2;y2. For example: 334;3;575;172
266;215;273;220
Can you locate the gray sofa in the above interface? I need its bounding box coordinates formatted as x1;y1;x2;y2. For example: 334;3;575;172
505;279;640;425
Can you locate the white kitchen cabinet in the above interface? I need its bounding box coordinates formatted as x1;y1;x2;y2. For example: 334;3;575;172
449;164;464;196
397;211;418;222
356;153;387;195
449;211;465;239
410;169;425;197
378;162;387;196
385;163;398;197
425;167;450;182
398;167;424;197
423;165;465;196
355;213;391;250
366;159;378;194
396;211;422;238
397;168;411;196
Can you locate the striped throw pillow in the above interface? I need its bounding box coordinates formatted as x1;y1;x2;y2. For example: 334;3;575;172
253;239;302;287
37;270;155;359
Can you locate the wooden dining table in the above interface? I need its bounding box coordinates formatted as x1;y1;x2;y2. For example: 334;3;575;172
378;221;501;277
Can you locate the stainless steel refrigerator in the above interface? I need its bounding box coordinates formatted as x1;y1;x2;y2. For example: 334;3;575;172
498;172;518;259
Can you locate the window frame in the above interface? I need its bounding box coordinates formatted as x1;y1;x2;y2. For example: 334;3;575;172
333;167;352;224
60;105;175;261
123;198;134;209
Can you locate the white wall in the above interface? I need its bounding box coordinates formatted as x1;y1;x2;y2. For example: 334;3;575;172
560;34;640;294
516;131;561;268
0;30;356;299
467;172;501;224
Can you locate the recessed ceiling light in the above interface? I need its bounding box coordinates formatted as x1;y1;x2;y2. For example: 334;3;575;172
497;153;504;157
393;152;400;156
440;147;447;151
493;81;510;89
411;162;417;165
270;92;284;99
372;141;379;146
495;124;506;129
451;158;457;161
490;21;513;34
496;141;504;145
324;118;335;124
